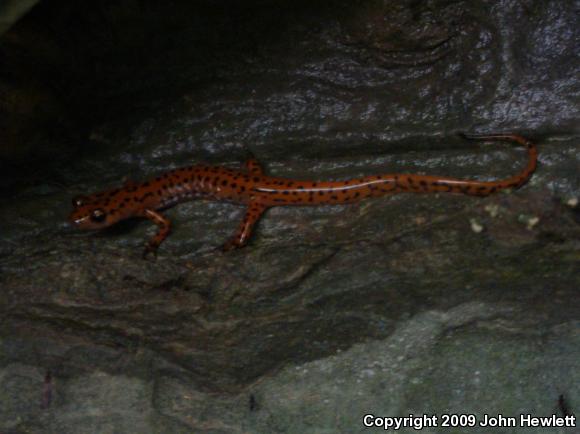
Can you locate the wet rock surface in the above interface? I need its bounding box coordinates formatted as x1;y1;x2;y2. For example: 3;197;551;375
0;0;579;433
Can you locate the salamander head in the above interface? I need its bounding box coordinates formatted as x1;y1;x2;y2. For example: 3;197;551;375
69;193;122;230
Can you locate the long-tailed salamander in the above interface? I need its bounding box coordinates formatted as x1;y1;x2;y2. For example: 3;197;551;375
69;133;537;257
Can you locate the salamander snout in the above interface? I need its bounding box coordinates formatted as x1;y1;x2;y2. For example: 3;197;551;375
69;195;113;230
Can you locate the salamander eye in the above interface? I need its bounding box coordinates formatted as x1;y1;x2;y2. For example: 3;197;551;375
72;195;88;208
90;209;107;223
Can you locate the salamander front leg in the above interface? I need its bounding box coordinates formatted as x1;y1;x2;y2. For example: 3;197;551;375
142;209;172;259
244;152;264;175
222;201;267;251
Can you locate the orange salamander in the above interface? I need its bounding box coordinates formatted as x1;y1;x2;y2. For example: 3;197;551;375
69;133;537;257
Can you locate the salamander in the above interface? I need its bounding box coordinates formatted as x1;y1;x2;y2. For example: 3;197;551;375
69;133;537;257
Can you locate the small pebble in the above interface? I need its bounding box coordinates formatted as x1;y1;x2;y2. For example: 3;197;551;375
484;204;500;218
469;218;484;233
526;216;540;230
518;214;540;230
414;216;427;225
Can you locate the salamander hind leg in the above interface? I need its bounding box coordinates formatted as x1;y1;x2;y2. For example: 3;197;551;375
142;209;172;259
244;152;264;175
222;201;267;251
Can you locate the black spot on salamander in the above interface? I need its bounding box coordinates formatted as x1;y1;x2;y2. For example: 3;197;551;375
354;192;360;198
231;183;237;189
222;180;228;186
490;186;497;193
253;177;260;182
282;191;289;195
330;195;338;200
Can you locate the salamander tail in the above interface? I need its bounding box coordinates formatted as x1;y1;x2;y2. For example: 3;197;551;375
460;132;537;190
